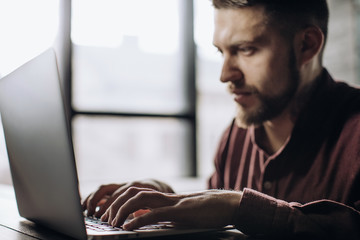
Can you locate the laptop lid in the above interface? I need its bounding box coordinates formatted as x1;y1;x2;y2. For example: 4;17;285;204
0;49;87;240
0;49;230;240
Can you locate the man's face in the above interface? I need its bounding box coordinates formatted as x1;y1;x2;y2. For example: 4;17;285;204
213;6;300;128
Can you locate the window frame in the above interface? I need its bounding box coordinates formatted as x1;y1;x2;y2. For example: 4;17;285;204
59;0;198;177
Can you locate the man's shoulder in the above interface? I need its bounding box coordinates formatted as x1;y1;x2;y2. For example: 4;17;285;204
326;80;360;132
339;112;360;138
319;76;360;120
331;80;360;108
323;80;360;153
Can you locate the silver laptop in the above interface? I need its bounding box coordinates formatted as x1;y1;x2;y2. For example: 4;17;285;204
0;49;226;239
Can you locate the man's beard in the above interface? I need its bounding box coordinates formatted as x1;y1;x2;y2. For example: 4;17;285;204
235;49;300;128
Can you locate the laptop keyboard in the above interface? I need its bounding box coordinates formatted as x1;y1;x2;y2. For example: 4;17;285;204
85;216;174;232
85;216;124;232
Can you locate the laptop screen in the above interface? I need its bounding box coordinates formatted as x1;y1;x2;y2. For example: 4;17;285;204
0;49;87;239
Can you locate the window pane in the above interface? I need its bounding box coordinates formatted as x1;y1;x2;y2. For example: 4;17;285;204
0;0;59;185
0;0;59;77
323;0;359;84
72;116;191;182
71;0;187;114
194;0;236;178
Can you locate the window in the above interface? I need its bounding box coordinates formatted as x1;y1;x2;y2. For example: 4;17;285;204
0;0;359;186
194;0;235;177
71;0;196;182
0;0;59;77
0;0;59;184
71;0;186;114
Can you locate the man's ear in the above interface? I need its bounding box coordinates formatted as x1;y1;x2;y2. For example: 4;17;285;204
296;26;324;66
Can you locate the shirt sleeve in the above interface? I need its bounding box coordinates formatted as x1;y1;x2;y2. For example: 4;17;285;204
234;188;360;239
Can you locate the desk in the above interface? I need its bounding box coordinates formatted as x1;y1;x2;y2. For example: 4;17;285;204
0;184;250;240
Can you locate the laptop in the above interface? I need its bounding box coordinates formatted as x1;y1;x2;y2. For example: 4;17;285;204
0;49;229;239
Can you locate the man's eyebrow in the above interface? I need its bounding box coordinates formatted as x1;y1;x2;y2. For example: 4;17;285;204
213;34;267;50
235;33;269;46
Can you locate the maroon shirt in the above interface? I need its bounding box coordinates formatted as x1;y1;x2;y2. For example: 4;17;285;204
208;69;360;239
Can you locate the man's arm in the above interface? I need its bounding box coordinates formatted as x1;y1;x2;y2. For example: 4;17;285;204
87;185;360;239
235;188;360;239
100;187;242;230
84;181;360;239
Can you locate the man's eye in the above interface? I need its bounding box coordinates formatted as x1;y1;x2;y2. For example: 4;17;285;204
229;46;255;56
239;47;255;55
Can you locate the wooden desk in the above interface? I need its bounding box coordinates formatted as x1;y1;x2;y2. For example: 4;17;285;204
0;184;249;240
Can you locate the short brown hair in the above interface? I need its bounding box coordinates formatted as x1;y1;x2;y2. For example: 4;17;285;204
212;0;329;46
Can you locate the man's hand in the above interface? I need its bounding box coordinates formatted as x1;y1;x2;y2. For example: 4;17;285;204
101;187;243;230
82;180;174;218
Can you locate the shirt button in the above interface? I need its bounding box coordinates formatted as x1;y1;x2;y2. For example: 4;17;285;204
264;181;272;190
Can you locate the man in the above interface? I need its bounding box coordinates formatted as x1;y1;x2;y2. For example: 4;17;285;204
82;0;360;238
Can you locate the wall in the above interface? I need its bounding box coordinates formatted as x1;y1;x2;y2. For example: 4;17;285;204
324;0;359;84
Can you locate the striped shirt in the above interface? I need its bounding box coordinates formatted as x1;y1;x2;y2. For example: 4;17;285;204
208;69;360;238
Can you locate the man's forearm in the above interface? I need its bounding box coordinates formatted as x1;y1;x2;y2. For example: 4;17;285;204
234;188;360;239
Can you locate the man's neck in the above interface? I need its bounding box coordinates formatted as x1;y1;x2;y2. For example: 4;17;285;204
257;66;324;155
257;110;294;155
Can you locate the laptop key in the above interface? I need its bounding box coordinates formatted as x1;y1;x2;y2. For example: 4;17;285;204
85;217;124;232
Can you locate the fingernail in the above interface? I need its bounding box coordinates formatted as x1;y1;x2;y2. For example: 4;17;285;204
111;219;117;226
123;223;131;230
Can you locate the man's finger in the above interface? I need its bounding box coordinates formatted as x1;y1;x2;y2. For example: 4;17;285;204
123;207;174;230
111;190;177;227
95;183;137;218
104;187;156;224
81;195;90;210
84;184;121;216
97;183;149;218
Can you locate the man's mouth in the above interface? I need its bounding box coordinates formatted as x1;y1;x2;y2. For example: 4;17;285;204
227;83;257;104
232;89;253;95
230;88;256;105
233;92;252;104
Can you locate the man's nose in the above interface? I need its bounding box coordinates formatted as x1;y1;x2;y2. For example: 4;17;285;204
220;56;243;83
